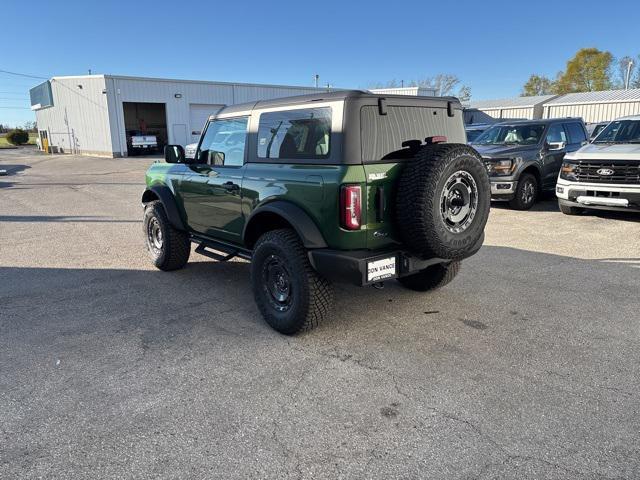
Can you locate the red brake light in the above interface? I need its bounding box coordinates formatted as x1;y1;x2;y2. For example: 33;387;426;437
425;136;447;145
340;185;361;230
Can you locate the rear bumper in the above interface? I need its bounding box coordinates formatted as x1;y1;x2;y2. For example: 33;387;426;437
308;234;484;286
556;179;640;212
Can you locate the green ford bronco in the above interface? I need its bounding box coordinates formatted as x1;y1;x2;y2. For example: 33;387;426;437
142;91;490;334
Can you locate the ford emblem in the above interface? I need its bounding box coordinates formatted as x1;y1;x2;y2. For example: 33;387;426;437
596;168;615;176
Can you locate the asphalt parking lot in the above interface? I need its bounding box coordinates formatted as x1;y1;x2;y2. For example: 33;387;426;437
1;147;639;479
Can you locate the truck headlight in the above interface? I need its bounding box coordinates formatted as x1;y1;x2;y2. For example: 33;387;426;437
485;159;515;176
560;162;578;181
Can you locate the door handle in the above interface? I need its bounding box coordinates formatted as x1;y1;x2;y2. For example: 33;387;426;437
222;181;240;192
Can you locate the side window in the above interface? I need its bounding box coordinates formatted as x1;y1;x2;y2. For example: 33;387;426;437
564;123;587;144
257;107;331;160
546;124;567;144
198;117;248;166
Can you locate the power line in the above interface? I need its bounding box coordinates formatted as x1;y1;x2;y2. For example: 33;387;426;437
0;106;32;109
0;91;29;95
0;69;48;80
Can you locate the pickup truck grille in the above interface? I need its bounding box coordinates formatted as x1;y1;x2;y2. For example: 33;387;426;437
573;161;640;184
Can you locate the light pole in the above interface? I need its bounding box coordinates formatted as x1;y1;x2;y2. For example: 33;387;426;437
625;60;634;90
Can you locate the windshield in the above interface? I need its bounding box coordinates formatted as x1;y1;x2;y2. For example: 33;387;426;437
465;129;484;142
472;124;545;146
593;120;640;143
590;123;607;139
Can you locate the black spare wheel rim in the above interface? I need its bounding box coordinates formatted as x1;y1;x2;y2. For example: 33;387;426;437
440;170;478;234
146;216;163;255
262;254;292;312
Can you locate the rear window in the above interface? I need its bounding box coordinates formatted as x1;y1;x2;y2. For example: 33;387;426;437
257;107;331;160
361;105;465;161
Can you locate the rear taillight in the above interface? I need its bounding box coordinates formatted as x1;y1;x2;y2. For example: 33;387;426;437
340;185;361;230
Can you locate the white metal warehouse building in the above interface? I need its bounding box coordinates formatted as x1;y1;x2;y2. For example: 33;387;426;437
467;95;558;120
30;75;325;157
541;88;640;123
370;86;437;96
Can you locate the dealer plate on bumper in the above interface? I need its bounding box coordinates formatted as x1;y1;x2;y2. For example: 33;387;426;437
367;256;397;282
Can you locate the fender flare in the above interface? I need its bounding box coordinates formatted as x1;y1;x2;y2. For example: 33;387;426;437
243;201;328;249
516;160;543;180
142;185;187;231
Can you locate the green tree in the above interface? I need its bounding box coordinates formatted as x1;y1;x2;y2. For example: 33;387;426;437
555;48;613;93
521;74;556;96
6;129;29;145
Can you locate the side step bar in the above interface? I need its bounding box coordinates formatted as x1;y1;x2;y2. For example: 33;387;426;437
191;235;252;262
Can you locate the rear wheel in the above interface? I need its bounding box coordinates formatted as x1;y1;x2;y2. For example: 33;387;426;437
509;173;538;210
397;261;461;292
251;229;333;335
143;201;190;271
559;202;585;215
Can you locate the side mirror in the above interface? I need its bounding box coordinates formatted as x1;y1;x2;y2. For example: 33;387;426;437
164;145;185;163
547;141;566;151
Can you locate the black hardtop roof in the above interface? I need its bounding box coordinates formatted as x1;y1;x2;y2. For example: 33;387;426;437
494;117;584;126
212;90;458;119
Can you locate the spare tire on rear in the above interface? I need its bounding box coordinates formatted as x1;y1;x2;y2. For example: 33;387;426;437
396;143;490;260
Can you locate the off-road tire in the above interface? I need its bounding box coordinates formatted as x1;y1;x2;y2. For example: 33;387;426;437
143;200;190;271
397;261;461;292
508;173;538;210
396;144;490;260
559;203;584;215
251;229;333;335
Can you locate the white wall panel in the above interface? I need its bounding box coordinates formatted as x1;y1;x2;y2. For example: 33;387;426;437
544;102;640;123
35;76;112;155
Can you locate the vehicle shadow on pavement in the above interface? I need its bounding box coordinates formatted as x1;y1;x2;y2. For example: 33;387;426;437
2;247;639;479
492;198;640;220
0;164;31;176
491;199;559;213
1;245;638;339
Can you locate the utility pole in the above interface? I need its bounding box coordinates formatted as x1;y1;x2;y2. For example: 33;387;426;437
625;60;634;90
314;74;319;88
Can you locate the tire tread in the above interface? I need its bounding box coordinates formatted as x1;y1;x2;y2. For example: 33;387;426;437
252;229;333;334
144;201;190;271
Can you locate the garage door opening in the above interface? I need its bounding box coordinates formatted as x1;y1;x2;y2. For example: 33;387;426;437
123;102;167;156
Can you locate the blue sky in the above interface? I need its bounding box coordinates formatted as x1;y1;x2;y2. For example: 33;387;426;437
2;0;640;126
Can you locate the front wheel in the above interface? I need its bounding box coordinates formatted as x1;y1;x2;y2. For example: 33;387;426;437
143;201;190;271
251;229;333;335
397;261;460;292
509;173;538;210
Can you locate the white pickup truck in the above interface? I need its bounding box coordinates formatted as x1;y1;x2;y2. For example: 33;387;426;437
128;131;158;155
556;115;640;214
